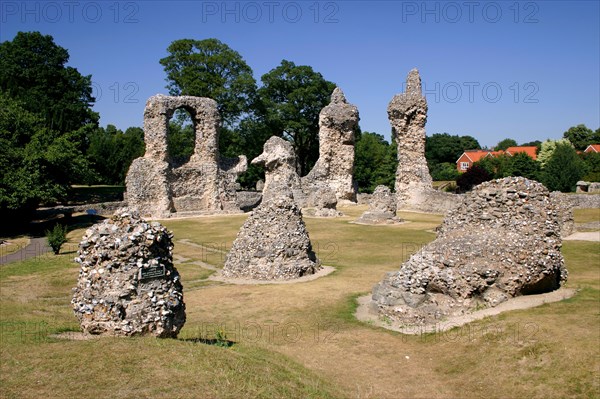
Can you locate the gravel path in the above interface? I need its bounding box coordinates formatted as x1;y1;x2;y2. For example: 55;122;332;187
564;231;600;242
0;237;51;265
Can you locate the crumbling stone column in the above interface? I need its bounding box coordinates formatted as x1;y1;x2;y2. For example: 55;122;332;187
303;87;359;203
388;69;434;208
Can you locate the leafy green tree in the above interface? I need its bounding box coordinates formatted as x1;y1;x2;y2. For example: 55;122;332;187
426;133;481;165
86;125;145;184
581;152;600;182
159;38;256;127
537;138;573;167
254;60;336;175
46;223;68;254
0;31;98;132
354;132;396;192
541;143;585;192
563;124;598;151
521;140;542;150
494;138;518;151
430;162;459;181
504;152;540;180
0;93;94;219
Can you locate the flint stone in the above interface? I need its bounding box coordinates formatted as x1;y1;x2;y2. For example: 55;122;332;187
223;136;321;280
71;213;185;338
372;177;567;326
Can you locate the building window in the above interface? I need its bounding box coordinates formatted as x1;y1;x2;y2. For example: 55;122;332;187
460;162;470;171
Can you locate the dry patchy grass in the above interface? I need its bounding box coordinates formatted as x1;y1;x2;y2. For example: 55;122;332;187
1;207;598;398
0;237;30;257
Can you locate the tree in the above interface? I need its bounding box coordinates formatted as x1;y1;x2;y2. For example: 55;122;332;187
159;38;256;127
494;138;518;151
581;152;600;182
563;124;598;151
504;152;540;180
0;93;94;220
254;60;336;175
430;162;459;181
0;31;98;132
354;132;396;192
521;140;542;150
86;125;145;184
456;164;492;192
541;143;585;192
425;133;480;165
537;138;573;167
425;133;480;180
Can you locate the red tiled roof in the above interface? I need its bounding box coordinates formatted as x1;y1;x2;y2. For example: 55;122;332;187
584;144;600;153
459;150;492;163
505;146;538;160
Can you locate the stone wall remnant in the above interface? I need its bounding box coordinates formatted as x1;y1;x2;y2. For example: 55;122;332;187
303;87;359;204
71;213;185;338
222;136;321;280
388;69;457;213
371;177;567;326
125;94;247;218
355;185;402;224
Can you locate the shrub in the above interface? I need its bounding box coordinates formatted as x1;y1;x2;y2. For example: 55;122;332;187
456;164;492;192
45;224;68;255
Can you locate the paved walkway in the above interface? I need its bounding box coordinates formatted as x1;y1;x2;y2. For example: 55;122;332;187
0;237;52;265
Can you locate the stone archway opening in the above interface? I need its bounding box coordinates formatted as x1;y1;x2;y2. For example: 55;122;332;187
167;107;196;168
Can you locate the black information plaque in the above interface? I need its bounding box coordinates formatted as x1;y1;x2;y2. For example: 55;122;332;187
139;265;166;280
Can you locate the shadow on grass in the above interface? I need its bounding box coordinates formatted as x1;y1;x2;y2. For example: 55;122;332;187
181;337;236;348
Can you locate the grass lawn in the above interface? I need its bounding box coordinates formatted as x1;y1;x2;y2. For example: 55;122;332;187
1;205;598;398
0;237;30;257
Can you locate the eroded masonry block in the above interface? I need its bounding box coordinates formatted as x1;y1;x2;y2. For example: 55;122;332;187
303;87;359;205
388;69;457;213
125;95;247;218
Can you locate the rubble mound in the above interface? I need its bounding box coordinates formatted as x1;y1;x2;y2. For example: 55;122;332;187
372;177;567;326
305;186;343;217
222;195;321;280
222;136;321;280
355;185;402;224
71;213;185;338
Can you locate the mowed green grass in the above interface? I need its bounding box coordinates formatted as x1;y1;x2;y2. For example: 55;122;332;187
0;206;598;398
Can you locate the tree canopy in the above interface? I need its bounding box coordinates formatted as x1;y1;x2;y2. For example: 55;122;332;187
563;124;600;151
354;132;396;192
0;31;98;132
541;143;585;192
0;32;98;219
253;60;336;176
494;138;518;151
159;38;257;127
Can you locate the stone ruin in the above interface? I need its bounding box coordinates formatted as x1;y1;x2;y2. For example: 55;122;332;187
388;69;456;213
125;95;247;218
371;177;567;326
302;87;359;205
222;136;321;280
355;185;402;224
71;213;186;338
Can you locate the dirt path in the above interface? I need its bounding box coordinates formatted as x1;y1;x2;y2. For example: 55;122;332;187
355;288;577;334
0;237;51;265
564;231;600;241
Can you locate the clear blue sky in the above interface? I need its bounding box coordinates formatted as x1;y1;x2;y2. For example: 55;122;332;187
2;0;599;147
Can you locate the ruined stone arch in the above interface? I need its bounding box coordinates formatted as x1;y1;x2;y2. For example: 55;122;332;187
125;94;247;218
